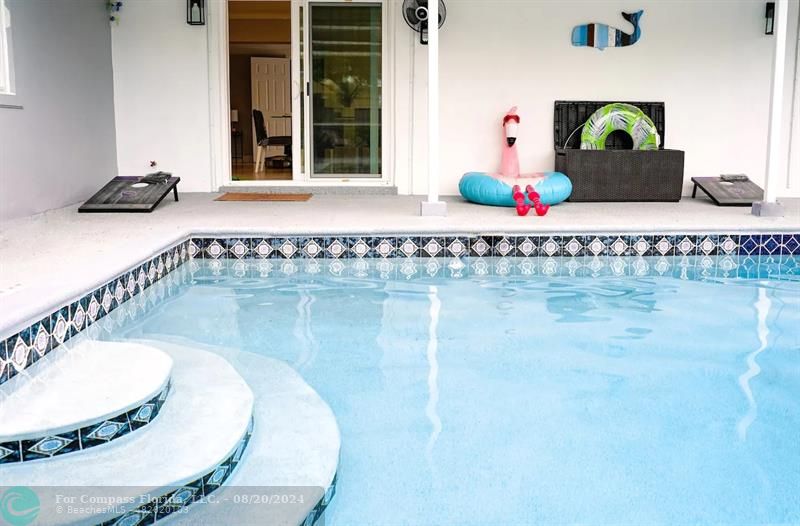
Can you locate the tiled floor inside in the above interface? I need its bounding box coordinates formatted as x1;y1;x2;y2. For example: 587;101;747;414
1;193;798;336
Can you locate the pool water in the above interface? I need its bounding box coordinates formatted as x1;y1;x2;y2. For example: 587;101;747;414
106;256;799;525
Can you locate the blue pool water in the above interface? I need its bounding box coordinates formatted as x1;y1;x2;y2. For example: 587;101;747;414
106;256;799;525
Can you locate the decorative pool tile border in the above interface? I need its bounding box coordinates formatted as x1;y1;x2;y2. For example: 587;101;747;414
188;233;800;260
0;380;171;464
99;415;255;526
0;241;191;388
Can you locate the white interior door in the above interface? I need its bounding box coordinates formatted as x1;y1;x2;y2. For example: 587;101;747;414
251;57;291;159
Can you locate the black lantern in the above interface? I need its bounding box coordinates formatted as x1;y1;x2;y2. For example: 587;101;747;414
187;0;205;26
765;2;775;35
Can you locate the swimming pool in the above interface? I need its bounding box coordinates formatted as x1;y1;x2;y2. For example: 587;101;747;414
100;254;799;525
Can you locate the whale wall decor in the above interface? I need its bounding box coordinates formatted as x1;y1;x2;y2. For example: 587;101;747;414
572;10;643;50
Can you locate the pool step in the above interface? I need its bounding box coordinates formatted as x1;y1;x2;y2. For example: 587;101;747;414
0;340;172;463
156;344;340;526
0;343;254;526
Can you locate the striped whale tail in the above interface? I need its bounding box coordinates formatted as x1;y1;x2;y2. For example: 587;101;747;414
572;9;644;50
621;10;644;25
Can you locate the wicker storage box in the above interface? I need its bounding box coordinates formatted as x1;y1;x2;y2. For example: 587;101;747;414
554;101;684;202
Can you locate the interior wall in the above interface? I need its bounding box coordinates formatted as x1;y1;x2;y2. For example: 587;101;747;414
229;19;290;43
404;0;800;197
0;0;117;221
111;0;212;192
229;55;254;161
229;0;290;43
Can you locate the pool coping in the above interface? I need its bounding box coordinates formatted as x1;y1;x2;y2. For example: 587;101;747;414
1;230;798;389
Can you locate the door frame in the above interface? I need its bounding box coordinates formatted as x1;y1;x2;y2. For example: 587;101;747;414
208;0;394;188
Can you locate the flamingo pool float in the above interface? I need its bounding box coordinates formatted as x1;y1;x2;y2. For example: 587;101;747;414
459;106;572;215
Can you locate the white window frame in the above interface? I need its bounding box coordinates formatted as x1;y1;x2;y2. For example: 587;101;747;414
0;0;14;96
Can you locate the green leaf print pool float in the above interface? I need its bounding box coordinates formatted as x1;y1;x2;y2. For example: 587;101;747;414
580;103;660;150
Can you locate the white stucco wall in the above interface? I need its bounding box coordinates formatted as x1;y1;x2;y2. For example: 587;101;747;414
111;0;213;192
423;0;799;197
110;0;799;197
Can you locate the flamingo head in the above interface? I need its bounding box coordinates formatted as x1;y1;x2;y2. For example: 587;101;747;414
503;106;520;147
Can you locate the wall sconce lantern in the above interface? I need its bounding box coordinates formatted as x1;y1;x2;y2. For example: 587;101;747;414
765;2;775;35
187;0;205;26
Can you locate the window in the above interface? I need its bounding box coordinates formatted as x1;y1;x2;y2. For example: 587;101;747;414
0;0;15;95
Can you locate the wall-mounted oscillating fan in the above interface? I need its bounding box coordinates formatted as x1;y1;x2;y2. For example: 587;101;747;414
402;0;446;45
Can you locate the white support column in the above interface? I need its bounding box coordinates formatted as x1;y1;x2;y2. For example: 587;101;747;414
420;0;447;216
753;0;789;217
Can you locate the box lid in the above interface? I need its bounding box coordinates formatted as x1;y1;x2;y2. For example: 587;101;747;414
554;101;666;150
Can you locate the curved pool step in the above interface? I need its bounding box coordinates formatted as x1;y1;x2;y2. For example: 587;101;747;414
0;344;254;526
0;340;172;463
157;345;340;526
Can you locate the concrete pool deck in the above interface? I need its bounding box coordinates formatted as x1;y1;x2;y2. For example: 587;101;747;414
1;193;798;337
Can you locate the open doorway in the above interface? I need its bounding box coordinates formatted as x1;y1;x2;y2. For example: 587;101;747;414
228;0;292;181
220;0;389;187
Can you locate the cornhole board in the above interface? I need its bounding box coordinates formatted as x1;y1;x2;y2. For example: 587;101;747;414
690;177;763;207
79;176;181;213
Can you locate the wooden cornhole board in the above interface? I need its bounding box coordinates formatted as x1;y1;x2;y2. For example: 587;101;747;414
79;176;181;213
690;177;763;207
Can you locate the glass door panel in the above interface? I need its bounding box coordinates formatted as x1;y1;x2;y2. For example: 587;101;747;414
309;3;382;178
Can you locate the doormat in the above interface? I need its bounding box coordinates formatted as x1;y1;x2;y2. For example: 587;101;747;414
215;193;312;202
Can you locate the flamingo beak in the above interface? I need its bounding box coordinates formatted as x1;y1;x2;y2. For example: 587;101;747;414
505;121;518;147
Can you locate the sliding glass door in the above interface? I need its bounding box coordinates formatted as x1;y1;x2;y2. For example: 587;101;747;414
307;2;382;178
